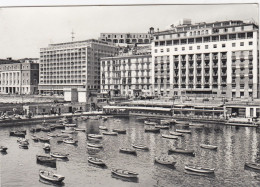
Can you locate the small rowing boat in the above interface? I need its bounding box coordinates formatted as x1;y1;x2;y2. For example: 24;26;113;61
63;139;77;144
39;169;65;183
88;156;106;166
154;156;176;167
87;143;103;148
75;128;86;132
41;127;51;132
185;165;215;174
144;121;157;126
169;131;184;136
111;168;138;178
132;144;149;151
99;126;108;131
168;148;195;156
43;143;51;151
61;130;76;134
39;137;51;143
119;148;137;155
175;121;189;126
37;155;56;164
112;129;126;134
102;132;118;136
176;129;191;134
155;125;170;129
88;134;103;139
245;162;260;170
50;152;69;159
144;127;160;133
64;123;77;127
200;144;218;150
161;134;179;139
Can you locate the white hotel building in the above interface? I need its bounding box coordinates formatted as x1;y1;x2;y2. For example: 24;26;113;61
152;20;259;99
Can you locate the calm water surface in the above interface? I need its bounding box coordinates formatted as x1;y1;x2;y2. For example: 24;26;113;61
1;117;260;187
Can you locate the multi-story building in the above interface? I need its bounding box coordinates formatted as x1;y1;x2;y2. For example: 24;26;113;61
99;28;154;45
0;58;39;94
152;20;259;99
100;45;152;97
39;39;118;95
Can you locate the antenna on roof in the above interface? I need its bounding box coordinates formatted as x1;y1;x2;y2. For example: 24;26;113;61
71;30;75;42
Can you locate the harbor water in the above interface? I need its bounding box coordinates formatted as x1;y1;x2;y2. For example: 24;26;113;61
1;117;260;187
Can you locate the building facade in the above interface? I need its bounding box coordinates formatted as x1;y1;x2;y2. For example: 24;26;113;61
0;58;39;94
99;28;154;45
39;39;118;95
152;20;259;98
101;45;152;97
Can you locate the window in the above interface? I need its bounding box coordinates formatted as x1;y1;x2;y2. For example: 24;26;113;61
232;43;236;47
205;45;208;49
241;26;244;31
240;42;244;46
182;47;185;51
240;92;244;97
175;48;178;51
167;48;170;52
222;44;226;48
249;41;253;45
160;49;164;53
197;46;200;50
189;46;192;50
240;84;244;89
213;44;217;48
155;49;158;53
232;27;235;31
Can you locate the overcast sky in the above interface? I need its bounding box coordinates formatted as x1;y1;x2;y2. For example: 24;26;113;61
0;3;258;59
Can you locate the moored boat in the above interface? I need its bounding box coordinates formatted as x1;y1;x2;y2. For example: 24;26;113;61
111;168;138;178
161;134;179;139
99;126;108;131
87;143;103;148
119;148;137;155
112;129;126;134
19;142;29;149
184;165;215;174
41;127;51;132
17;138;29;145
39;169;65;183
64;123;77;127
75;128;86;132
87;137;101;142
189;123;204;128
154;156;176;167
63;138;78;144
168;148;195;156
176;121;189;126
200;144;218;150
245;162;260;170
169;131;184;136
0;146;8;152
37;155;56;164
61;130;76;134
31;135;39;142
50;152;69;159
144;121;157;125
88;134;103;139
155;125;170;129
144;127;160;133
176;129;191;134
102;131;118;136
54;124;65;129
88;156;106;166
39;137;51;143
132;144;149;151
43;143;51;151
10;131;26;137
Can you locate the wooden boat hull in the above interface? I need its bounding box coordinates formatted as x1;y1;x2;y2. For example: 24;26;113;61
185;166;215;174
111;169;138;178
39;170;65;183
88;157;106;166
37;155;56;164
200;144;218;150
112;129;126;134
144;128;160;133
155;126;170;129
132;144;149;151
0;146;8;152
154;157;176;167
169;131;183;136
119;148;137;155
245;162;260;170
161;134;178;139
169;148;195;156
176;129;191;134
102;132;118;136
88;134;103;139
50;152;69;159
87;143;103;148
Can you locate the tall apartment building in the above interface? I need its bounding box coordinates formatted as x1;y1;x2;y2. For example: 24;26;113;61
0;58;39;94
99;28;154;45
100;45;152;97
152;20;259;99
39;39;118;95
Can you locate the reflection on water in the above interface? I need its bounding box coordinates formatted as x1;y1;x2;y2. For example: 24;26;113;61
1;117;260;187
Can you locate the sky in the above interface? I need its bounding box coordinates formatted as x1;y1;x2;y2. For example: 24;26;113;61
0;3;258;59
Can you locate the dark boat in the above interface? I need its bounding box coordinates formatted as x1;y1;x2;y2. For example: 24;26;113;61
64;123;77;127
41;127;51;132
144;121;157;125
144;127;160;133
176;129;191;134
88;156;106;166
54;124;65;129
112;129;126;134
19;142;29;149
119;148;137;155
111;168;138;178
132;144;149;151
75;128;86;132
168;148;195;156
37;155;56;164
17;138;29;145
0;146;8;152
10;131;26;137
176;121;189;126
50;152;69;159
185;165;215;174
245;162;260;170
32;135;39;142
155;125;170;129
154;156;176;167
169;131;184;136
39;169;65;183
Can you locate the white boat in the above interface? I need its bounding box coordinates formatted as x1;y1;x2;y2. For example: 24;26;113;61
102;131;118;136
184;165;215;174
99;126;108;131
245;162;260;170
169;131;184;136
111;168;138;178
63;139;77;144
161;134;179;139
176;129;191;134
200;144;218;150
169;148;195;155
50;152;69;159
176;121;189;126
61;130;76;134
144;121;157;125
119;148;137;155
88;134;103;139
155;125;170;129
75;128;86;132
154;156;176;167
64;123;77;127
87;143;103;148
39;169;65;183
132;144;149;151
88;156;106;166
189;123;204;128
